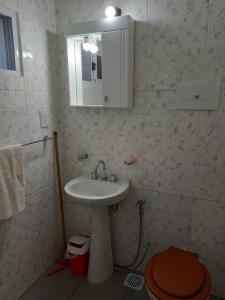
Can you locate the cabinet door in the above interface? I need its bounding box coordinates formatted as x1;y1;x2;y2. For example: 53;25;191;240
102;30;124;107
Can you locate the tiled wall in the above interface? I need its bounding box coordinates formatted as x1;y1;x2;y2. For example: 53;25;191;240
55;0;225;297
0;1;63;299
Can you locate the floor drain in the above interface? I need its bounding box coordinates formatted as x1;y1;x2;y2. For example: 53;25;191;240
123;273;145;291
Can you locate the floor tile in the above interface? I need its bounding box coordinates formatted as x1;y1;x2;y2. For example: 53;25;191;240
110;270;127;283
71;280;126;300
123;286;149;300
19;295;40;300
210;296;225;300
20;267;83;300
19;269;225;300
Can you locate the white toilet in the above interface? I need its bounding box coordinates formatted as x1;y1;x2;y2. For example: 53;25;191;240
144;247;211;300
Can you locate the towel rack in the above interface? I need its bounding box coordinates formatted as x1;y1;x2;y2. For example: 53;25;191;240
22;135;52;146
21;132;67;249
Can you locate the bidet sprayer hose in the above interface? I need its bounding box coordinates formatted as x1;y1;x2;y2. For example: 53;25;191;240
136;200;145;217
114;200;146;269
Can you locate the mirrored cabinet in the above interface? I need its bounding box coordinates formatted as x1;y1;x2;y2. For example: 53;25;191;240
66;15;134;108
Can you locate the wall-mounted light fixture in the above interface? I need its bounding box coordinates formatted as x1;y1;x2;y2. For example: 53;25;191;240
90;44;98;54
82;36;99;54
83;37;91;51
105;6;121;18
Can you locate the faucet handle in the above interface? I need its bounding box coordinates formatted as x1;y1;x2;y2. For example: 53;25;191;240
109;174;120;182
101;173;108;181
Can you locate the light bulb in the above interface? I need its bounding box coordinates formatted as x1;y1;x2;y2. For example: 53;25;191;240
83;42;91;51
105;6;116;18
90;44;98;54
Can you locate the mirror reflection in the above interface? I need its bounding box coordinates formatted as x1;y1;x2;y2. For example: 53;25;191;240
74;33;103;106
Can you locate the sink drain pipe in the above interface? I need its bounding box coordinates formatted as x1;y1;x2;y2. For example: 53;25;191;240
112;200;150;273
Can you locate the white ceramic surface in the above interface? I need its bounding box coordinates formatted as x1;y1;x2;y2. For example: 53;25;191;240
64;175;129;283
64;175;129;206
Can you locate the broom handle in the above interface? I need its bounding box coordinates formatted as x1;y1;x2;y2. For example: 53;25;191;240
54;131;67;250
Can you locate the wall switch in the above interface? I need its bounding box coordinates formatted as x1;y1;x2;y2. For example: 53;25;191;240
39;110;48;128
176;83;220;110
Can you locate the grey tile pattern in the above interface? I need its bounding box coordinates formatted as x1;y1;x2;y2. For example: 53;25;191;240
55;0;225;298
146;0;209;89
0;186;63;300
71;280;126;300
20;269;225;300
190;199;225;297
210;296;225;300
1;0;225;299
0;0;62;299
123;288;149;300
20;268;82;300
20;270;149;300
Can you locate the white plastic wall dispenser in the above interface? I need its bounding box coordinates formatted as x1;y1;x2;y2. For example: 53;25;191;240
176;83;220;110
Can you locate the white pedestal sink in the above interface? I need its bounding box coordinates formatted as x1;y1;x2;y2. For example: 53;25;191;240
64;175;129;284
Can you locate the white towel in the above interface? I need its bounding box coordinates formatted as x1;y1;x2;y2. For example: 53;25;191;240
0;144;25;220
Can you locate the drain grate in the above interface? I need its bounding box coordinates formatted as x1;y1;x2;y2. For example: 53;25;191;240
123;273;145;291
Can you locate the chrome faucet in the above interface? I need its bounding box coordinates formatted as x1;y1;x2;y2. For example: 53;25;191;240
92;160;107;180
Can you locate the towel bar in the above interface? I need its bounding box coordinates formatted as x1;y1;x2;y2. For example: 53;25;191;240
22;135;52;146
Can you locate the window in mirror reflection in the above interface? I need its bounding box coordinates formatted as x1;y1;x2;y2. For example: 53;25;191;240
72;33;103;106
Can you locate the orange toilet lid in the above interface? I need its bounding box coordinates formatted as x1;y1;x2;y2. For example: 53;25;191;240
152;247;205;297
145;247;211;300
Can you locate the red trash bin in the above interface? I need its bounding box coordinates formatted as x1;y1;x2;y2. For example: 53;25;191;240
66;235;90;276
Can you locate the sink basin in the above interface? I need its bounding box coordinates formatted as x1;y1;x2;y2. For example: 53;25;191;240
64;175;130;284
64;175;129;206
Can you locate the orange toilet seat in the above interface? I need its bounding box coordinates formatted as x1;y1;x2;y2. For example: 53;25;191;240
145;247;211;300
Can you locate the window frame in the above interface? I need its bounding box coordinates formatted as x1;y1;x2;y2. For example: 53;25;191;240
0;5;22;76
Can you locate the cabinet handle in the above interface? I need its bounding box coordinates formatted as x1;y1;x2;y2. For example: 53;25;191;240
104;95;109;102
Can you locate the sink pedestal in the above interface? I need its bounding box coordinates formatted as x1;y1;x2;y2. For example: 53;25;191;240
64;175;129;283
88;206;113;284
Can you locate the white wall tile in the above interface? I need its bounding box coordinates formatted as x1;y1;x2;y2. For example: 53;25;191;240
204;0;225;83
0;0;17;11
25;91;57;141
0;90;26;110
18;0;57;92
142;91;198;197
55;0;98;33
0;0;61;299
0;0;224;297
0;109;28;146
111;188;193;267
0;75;25;91
207;0;225;42
55;0;225;296
134;22;148;91
194;103;225;202
190;199;225;297
0;185;63;300
23;142;55;195
146;0;208;89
